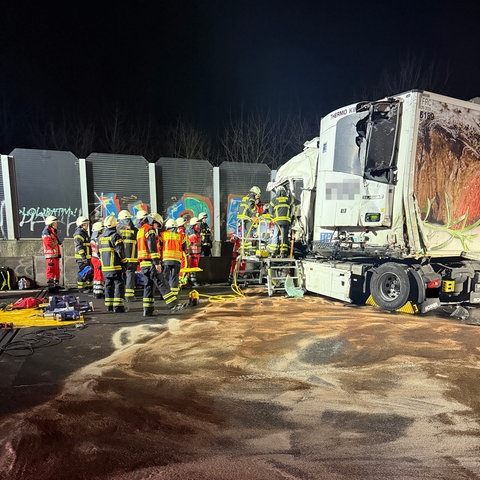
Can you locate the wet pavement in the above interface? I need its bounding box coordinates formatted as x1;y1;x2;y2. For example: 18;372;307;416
1;285;480;479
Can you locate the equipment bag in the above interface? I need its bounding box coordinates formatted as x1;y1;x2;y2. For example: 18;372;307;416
11;297;44;309
0;267;16;291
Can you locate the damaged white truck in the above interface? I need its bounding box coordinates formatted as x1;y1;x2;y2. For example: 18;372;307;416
269;89;480;314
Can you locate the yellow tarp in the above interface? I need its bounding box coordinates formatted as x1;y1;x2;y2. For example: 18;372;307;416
0;308;84;329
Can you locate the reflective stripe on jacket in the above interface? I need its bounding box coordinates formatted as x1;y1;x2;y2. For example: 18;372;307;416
99;228;127;272
161;230;183;262
237;194;257;220
119;224;138;262
269;194;292;223
137;223;161;267
42;225;61;258
74;227;91;260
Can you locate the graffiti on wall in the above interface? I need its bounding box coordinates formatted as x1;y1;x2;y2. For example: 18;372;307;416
167;193;213;224
90;192;149;219
18;206;80;236
226;194;243;235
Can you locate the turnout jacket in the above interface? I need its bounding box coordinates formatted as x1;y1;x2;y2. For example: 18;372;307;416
42;225;62;258
73;226;91;261
119;219;138;262
98;227;128;272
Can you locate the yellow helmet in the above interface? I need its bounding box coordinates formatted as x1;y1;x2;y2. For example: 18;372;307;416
198;212;208;220
104;215;118;228
92;221;104;232
118;210;132;220
250;186;261;195
45;215;58;226
189;217;199;226
76;215;89;227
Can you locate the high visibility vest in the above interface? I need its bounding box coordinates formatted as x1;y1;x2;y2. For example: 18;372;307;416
137;224;160;266
119;224;138;262
269;194;292;223
161;230;183;262
90;232;100;259
42;225;61;258
99;229;127;272
74;227;92;260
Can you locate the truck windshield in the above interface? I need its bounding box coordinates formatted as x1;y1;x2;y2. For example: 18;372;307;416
332;101;400;185
333;112;369;176
362;101;400;184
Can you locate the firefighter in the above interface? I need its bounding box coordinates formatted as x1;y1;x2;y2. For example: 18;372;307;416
74;215;93;292
161;218;187;297
150;213;164;256
98;215;128;313
176;216;190;286
237;186;261;255
136;211;185;316
268;185;293;257
118;210;138;301
198;212;212;257
187;217;202;287
42;215;62;292
90;221;105;299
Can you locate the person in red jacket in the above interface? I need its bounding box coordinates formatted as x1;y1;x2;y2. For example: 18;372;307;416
42;215;62;291
90;221;105;299
187;217;202;287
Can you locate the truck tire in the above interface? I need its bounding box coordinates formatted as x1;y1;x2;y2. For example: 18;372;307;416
370;263;411;311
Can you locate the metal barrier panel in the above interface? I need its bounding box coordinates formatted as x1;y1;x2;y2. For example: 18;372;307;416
156;157;214;221
219;162;271;238
12;148;82;239
86;153;151;218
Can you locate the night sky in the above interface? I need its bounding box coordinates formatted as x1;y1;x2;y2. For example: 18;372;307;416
1;0;479;151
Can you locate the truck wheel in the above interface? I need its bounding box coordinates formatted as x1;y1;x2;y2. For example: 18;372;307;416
370;263;411;311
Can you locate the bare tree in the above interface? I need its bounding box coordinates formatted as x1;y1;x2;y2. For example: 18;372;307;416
162;117;212;160
218;110;316;169
357;53;451;101
102;105;128;154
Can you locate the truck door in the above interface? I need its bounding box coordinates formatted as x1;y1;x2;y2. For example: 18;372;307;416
357;100;400;227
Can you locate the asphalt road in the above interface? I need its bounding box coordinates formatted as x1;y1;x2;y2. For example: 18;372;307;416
0;286;479;480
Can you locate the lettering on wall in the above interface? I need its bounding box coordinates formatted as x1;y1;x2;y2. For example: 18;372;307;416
18;206;80;236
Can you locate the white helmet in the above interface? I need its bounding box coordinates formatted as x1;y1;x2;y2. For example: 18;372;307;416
150;213;163;224
198;212;208;220
250;186;261;195
76;215;89;227
176;217;186;227
104;215;118;228
165;218;177;229
92;221;104;232
45;215;58;226
189;217;199;226
118;210;132;220
136;210;149;220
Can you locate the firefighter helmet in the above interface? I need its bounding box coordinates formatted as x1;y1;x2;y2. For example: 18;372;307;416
250;186;261;195
92;221;104;232
189;217;199;226
176;217;186;227
136;210;148;220
104;215;118;228
76;215;89;227
150;213;163;224
165;218;177;229
45;215;58;226
275;185;287;196
118;210;132;220
198;212;208;220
